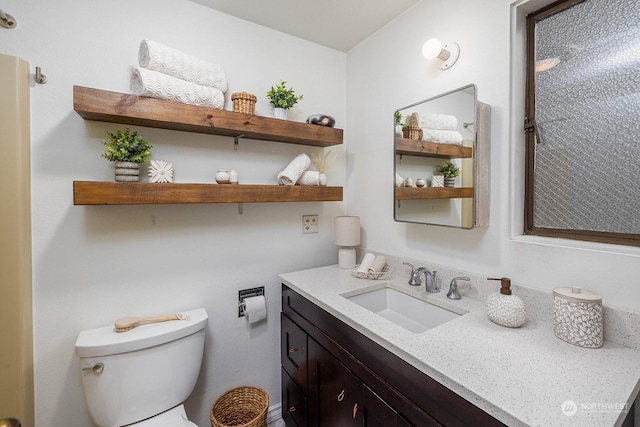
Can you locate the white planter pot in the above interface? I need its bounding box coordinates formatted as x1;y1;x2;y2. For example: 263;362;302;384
114;161;140;182
273;108;288;120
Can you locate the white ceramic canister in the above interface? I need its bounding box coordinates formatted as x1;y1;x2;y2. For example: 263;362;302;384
215;169;230;184
553;286;603;348
229;169;238;184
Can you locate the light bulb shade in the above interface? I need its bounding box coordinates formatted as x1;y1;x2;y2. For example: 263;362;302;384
422;38;443;59
334;216;360;246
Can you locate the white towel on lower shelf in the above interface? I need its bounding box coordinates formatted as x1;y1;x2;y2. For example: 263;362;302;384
130;67;224;109
138;39;228;93
420;114;458;131
277;154;311;185
422;128;463;145
296;170;321;186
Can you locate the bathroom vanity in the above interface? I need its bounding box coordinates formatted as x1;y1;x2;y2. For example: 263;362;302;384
281;285;502;426
280;265;640;427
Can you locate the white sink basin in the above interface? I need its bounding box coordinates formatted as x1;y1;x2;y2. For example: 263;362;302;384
346;287;461;333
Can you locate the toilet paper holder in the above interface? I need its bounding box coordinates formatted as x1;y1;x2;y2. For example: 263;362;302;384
238;286;265;317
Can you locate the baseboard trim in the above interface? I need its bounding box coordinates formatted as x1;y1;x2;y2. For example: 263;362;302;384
267;403;282;424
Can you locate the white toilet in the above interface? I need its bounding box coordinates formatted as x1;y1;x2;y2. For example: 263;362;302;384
74;308;208;427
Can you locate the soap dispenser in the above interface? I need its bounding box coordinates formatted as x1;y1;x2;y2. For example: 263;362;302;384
486;278;526;328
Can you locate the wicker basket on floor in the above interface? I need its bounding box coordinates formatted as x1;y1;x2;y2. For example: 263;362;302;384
231;92;257;115
402;125;422;141
210;386;269;427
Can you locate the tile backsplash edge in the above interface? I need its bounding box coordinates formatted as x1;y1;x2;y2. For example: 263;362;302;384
358;248;640;351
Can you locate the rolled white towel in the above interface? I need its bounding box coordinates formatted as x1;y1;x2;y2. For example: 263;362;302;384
131;67;224;109
139;39;228;93
356;253;376;278
420;113;458;131
422;128;463;145
277;154;311;186
367;255;387;278
296;170;321;186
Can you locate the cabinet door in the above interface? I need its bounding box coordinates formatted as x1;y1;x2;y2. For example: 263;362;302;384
361;385;412;427
282;368;308;427
282;313;308;392
308;339;364;427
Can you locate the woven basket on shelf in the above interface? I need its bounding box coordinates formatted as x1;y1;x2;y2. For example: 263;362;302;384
402;125;422;141
210;386;269;427
231;92;257;115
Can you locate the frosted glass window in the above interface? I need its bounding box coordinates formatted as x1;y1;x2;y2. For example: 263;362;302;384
524;0;640;246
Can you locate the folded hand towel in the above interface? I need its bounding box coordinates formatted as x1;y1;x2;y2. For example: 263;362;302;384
356;253;376;278
131;67;224;109
138;39;228;93
368;255;387;278
277;154;311;185
422;128;463;145
420;114;458;131
296;170;321;186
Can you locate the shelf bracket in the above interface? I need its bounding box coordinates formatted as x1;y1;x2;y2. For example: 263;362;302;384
234;134;244;150
238;203;243;215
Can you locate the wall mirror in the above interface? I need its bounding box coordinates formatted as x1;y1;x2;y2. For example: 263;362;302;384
394;84;490;228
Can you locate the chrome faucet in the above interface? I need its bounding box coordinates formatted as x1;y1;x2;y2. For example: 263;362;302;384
447;276;470;300
403;263;439;293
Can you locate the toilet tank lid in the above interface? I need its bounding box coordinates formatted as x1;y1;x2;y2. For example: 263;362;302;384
74;308;208;358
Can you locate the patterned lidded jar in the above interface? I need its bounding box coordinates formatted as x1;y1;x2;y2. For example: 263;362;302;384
553;286;603;348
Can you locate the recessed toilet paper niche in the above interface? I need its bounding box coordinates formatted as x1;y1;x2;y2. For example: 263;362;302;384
238;286;265;317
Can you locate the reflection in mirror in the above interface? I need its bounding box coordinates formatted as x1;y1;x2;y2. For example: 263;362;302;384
394;84;489;228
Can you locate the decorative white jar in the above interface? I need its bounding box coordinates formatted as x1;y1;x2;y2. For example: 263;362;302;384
215;169;230;184
553;286;603;348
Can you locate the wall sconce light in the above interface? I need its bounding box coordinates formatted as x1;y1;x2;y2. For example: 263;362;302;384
334;216;360;269
422;38;460;70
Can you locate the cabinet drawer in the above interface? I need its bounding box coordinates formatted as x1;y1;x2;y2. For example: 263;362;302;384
281;313;308;392
282;368;308;427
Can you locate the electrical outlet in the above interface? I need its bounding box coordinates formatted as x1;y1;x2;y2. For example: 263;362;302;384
303;215;319;234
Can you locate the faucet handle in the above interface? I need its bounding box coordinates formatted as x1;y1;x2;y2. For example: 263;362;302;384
447;276;470;300
402;262;416;274
403;262;422;286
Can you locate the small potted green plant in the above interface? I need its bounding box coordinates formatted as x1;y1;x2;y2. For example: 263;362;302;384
266;80;303;120
435;161;460;187
395;111;403;136
102;128;152;182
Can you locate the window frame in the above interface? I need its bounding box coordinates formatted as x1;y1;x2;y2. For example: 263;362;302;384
523;0;640;247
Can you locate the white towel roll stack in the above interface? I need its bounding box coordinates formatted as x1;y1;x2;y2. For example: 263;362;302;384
138;39;228;93
131;67;224;109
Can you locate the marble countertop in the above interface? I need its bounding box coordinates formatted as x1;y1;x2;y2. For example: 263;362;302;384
279;265;640;427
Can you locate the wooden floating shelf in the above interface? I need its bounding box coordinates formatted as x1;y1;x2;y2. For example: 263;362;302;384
73;181;343;205
73;86;343;147
395;187;473;200
395;137;472;159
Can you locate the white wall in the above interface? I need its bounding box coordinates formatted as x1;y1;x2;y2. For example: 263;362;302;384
0;1;346;426
347;0;640;313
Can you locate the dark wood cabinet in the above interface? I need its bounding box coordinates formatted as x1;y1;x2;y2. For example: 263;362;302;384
281;284;504;427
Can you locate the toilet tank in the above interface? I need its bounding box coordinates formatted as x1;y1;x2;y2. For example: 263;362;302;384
74;308;208;427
